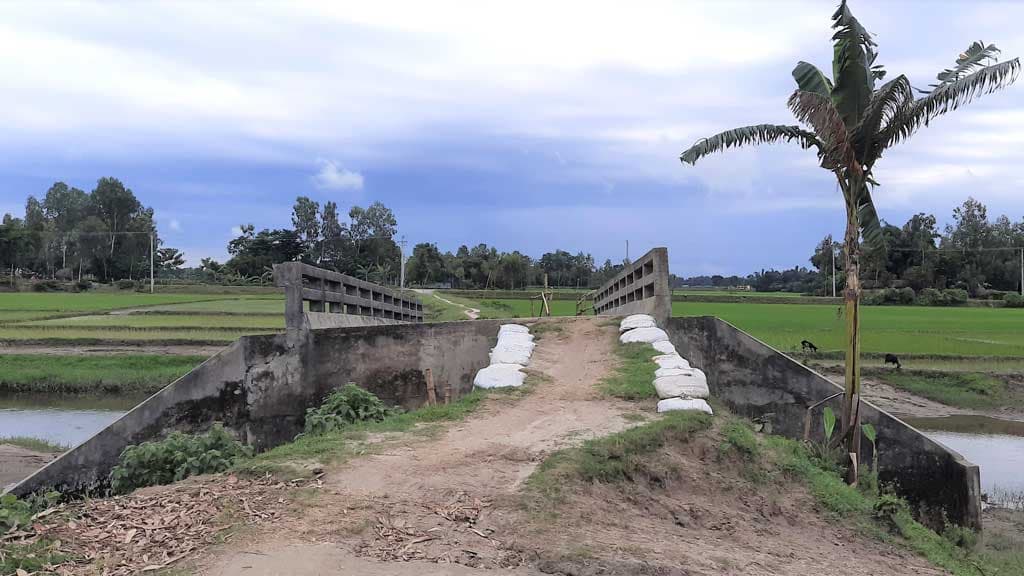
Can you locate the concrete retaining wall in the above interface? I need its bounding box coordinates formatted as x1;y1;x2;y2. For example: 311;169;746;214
666;315;982;529
9;320;501;497
592;247;671;324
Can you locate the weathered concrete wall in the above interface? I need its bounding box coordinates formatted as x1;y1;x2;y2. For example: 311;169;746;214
666;316;982;529
8;320;501;497
310;320;503;409
592;247;671;324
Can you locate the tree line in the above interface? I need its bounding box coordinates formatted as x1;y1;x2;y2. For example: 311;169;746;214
679;197;1024;297
198;196;626;289
0;178;183;284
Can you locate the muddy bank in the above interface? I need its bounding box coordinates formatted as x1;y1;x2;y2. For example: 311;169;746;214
0;343;225;356
1;444;59;491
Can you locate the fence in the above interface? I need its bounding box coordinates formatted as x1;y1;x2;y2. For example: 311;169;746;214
273;262;422;330
592;247;671;323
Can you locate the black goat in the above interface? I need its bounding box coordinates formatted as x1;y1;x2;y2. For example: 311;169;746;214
884;353;901;370
801;340;818;353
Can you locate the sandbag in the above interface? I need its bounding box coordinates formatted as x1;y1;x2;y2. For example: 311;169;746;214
653;369;709;399
619;314;656;332
657;397;713;414
499;324;530;335
474;363;526;389
652;354;690;369
651;340;677;355
498;333;535;346
490;343;533;366
655;367;696;379
619;327;669;344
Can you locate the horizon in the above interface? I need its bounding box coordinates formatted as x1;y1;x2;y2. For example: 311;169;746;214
2;0;1023;276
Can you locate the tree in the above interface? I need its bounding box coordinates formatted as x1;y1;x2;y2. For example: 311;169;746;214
680;1;1018;478
407;242;445;285
157;248;186;271
320;201;347;267
43;182;88;269
292;196;321;261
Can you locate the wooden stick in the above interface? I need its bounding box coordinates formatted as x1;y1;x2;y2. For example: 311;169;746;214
425;368;437;406
444;379;452;405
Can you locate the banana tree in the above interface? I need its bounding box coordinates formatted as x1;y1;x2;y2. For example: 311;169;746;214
680;0;1018;479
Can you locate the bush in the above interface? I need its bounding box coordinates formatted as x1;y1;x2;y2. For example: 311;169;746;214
0;491;60;533
1004;293;1024;308
70;280;92;292
109;425;250;494
863;287;915;306
115;279;137;290
303;384;397;436
916;288;968;307
943;288;968;305
898;287;916;304
30;280;61;292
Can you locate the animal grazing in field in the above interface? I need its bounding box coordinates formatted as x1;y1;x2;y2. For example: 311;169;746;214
801;340;818;353
884;353;901;370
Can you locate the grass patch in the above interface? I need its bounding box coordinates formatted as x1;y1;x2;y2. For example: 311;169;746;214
436;293;580;319
600;343;658;400
0;539;68;574
24;314;283;329
875;370;1020;410
720;420;760;459
0;327;263;343
0;354;206;394
420;293;474;322
528;321;565;340
527;411;712;499
238;389;492;475
0;435;67;452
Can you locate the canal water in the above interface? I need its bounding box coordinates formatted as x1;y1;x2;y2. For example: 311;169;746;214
905;414;1024;503
0;393;147;448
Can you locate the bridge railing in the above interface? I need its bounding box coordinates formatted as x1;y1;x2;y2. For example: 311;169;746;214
592;247;671;324
273;262;423;330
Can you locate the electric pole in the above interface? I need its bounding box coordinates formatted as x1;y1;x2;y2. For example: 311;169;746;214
831;243;836;298
399;235;407;288
150;233;155;294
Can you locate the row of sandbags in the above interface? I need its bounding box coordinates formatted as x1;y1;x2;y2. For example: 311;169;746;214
472;324;534;389
618;314;713;415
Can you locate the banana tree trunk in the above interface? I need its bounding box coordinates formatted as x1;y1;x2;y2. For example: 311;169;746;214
841;181;862;485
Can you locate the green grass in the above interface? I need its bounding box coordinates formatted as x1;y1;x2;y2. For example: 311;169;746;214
239;389;491;474
875;370;1021;411
526;410;713;498
0;292;244;312
763;434;1009;576
139;298;284;314
0;435;67;452
420;293;475;322
673;301;1024;357
673;289;807;298
0;539;67;575
0;327;269;342
435;293;579;319
24;314;284;329
0;354;207;394
600;343;658;400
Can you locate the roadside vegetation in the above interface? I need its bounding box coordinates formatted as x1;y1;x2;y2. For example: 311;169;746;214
599;343;659;400
0;436;67;453
873;370;1024;412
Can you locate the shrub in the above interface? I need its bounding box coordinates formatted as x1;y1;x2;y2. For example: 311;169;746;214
898;287;916;304
71;280;92;292
115;279;137;290
1004;293;1024;308
303;384;397;436
943;288;968;305
109;425;250;494
30;280;61;292
1;491;60;533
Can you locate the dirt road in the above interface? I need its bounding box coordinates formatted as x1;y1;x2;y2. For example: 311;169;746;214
197;317;943;576
1;443;58;491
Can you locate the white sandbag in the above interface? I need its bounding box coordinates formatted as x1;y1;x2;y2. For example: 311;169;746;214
497;332;534;346
474;363;526;389
499;324;530;335
619;314;656;332
655;367;696;378
619;327;669;344
490;344;533;366
657;397;713;414
652;354;690;369
653;369;709;399
651;340;677;355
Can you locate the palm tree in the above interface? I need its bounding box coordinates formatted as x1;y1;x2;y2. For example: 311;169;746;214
680;0;1018;479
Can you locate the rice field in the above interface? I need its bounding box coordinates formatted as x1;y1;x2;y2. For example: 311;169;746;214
24;314;284;329
672;301;1024;357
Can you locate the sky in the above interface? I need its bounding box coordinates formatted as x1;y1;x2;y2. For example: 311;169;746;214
1;0;1023;276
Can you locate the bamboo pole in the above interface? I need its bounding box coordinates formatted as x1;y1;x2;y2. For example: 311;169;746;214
425;368;437;406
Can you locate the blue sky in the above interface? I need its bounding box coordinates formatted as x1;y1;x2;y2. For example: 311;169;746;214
1;0;1022;275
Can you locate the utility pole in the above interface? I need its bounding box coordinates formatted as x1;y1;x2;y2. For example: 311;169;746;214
1020;247;1023;296
399;235;407;288
150;233;155;294
625;240;629;263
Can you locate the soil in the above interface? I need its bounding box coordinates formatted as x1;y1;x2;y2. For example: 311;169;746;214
191;317;945;576
0;443;58;491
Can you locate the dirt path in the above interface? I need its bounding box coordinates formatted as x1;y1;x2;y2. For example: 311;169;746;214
434;293;480;320
823;373;1024;421
201;317;640;575
0;443;58;491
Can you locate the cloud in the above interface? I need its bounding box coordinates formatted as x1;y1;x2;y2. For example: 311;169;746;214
168;218;181;232
312;160;364;191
